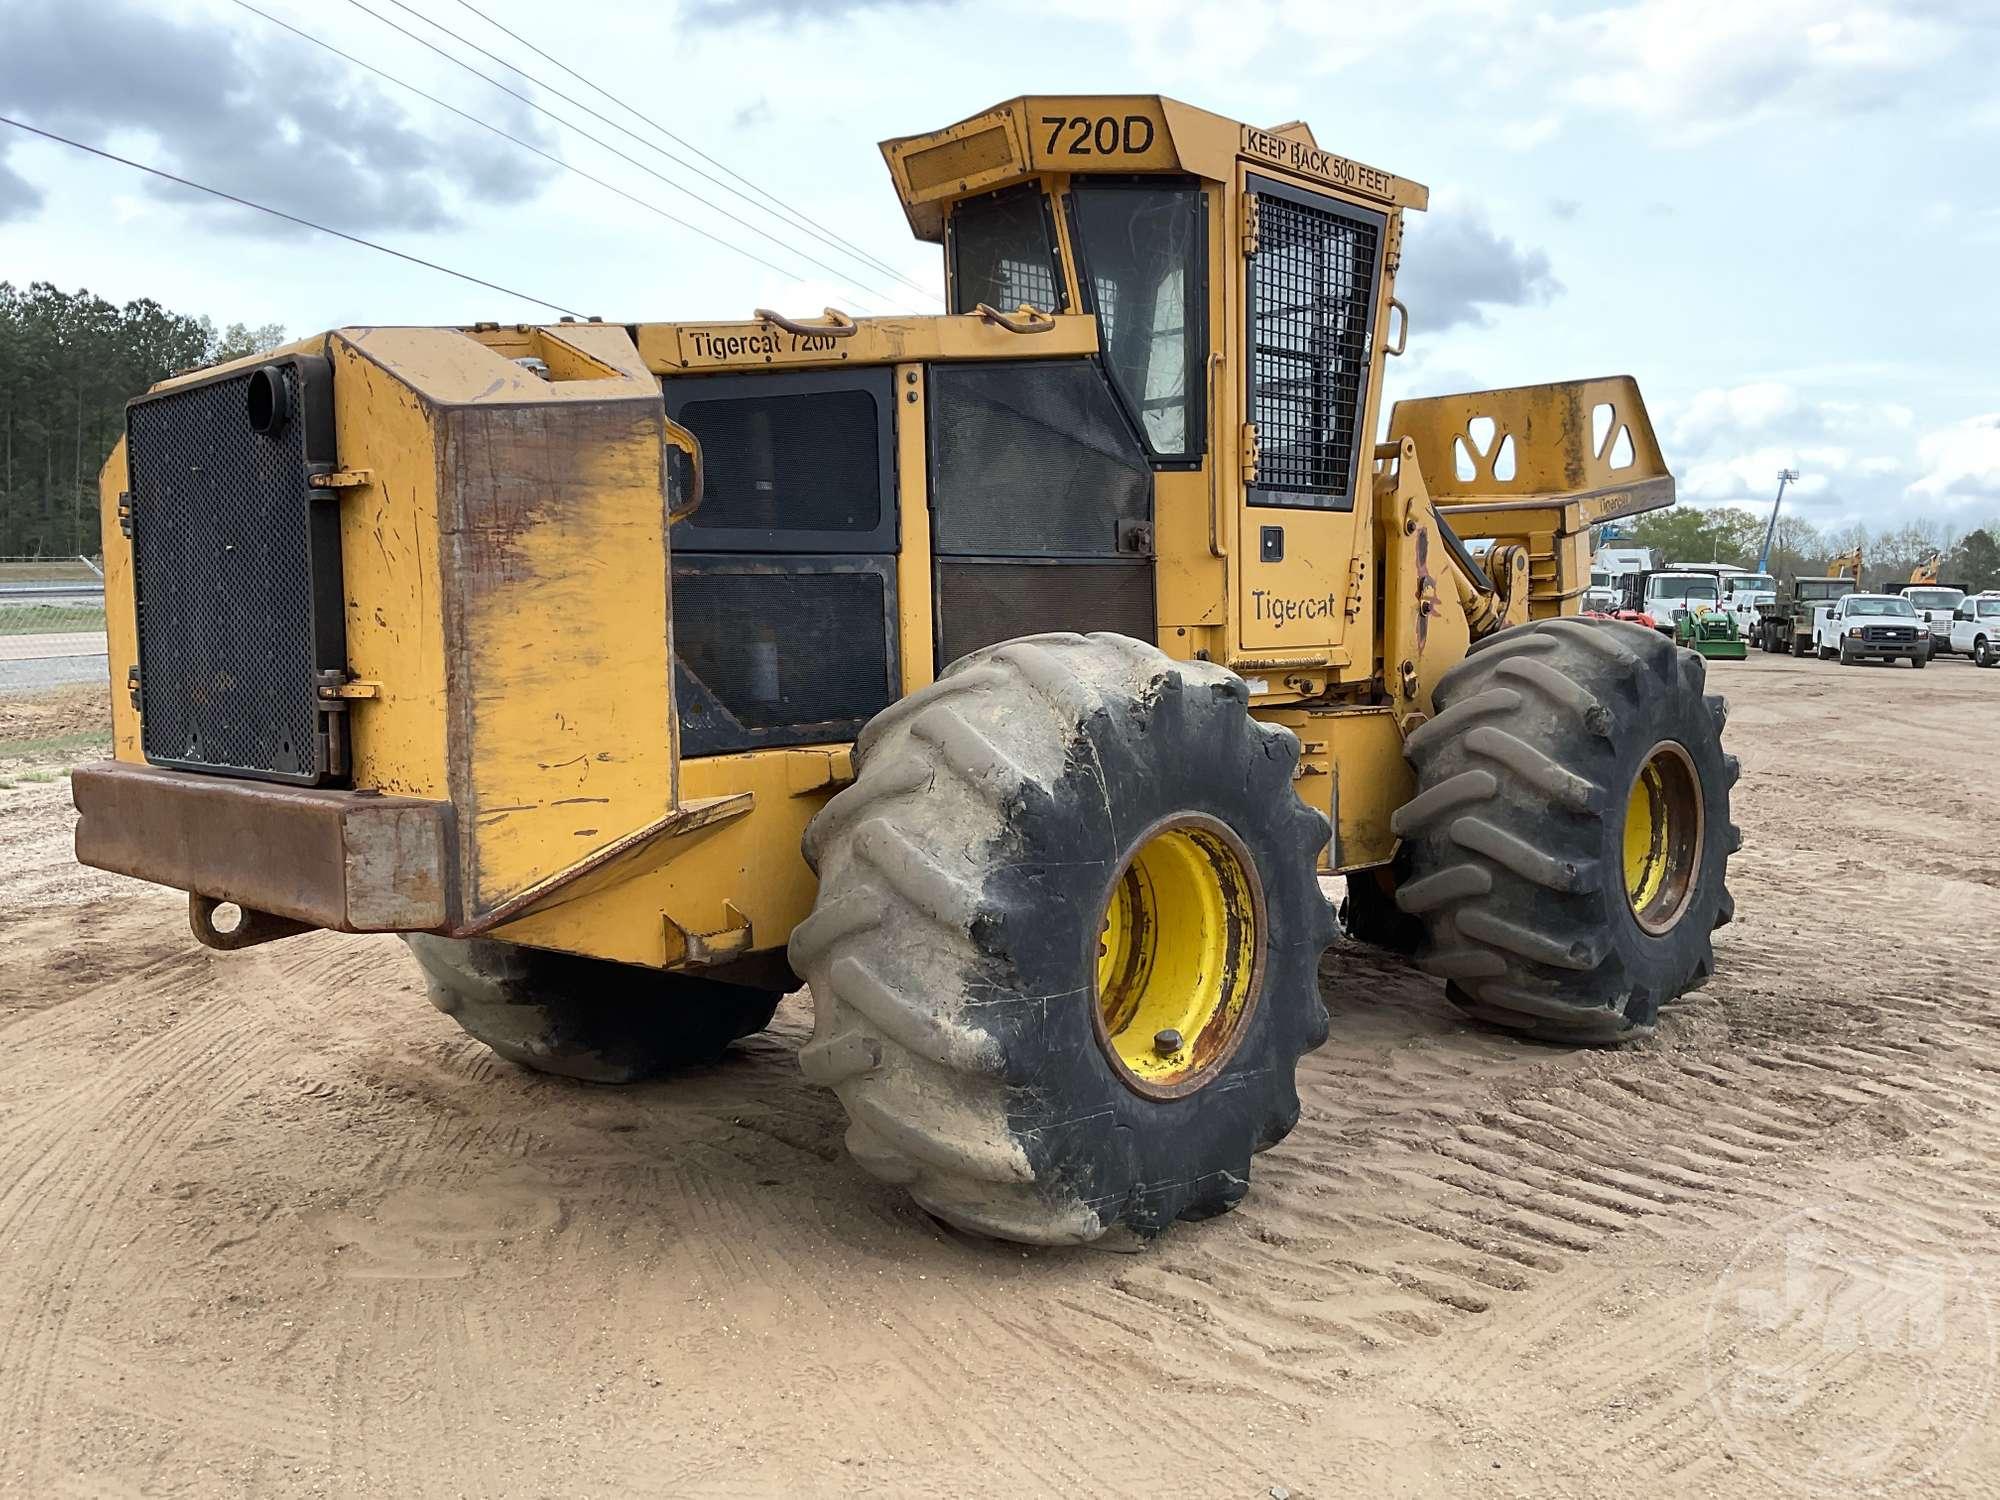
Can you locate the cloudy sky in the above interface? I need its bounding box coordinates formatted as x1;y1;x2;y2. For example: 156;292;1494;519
1;0;1994;530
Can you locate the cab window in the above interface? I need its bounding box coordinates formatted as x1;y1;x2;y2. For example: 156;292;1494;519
1069;180;1207;462
948;184;1064;317
1243;179;1384;511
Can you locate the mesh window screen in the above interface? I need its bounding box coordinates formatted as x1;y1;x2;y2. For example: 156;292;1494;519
668;370;893;552
126;359;342;782
937;560;1154;668
1071;183;1205;460
949;184;1062;316
927;360;1152;557
1248;183;1382;510
672;557;897;755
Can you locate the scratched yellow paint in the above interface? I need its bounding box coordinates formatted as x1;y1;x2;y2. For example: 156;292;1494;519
328;339;449;800
85;97;1683;970
491;748;838;968
97;437;140;762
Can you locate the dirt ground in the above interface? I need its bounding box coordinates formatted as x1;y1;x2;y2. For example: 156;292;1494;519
3;653;1998;1498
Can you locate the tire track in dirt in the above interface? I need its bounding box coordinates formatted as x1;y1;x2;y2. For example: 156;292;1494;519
0;928;402;1488
8;659;2000;1495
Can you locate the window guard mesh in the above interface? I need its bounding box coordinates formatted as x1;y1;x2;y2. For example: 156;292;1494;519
1249;191;1380;508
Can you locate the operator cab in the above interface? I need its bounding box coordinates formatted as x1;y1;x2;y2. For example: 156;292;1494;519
1723;572;1776;602
1839;594;1919;616
1642;573;1722;612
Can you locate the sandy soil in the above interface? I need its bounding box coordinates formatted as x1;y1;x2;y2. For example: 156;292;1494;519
3;653;1998;1497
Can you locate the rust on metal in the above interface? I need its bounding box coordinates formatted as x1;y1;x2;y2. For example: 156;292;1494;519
72;761;450;933
188;894;316;951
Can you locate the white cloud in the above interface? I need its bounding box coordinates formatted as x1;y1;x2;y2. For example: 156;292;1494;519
1034;0;1513;81
1396;195;1561;331
1908;414;2000;505
1661;379;1924;523
1500;115;1562;150
1519;0;1976;143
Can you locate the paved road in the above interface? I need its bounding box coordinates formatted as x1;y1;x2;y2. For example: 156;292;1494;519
0;631;109;694
0;632;108;663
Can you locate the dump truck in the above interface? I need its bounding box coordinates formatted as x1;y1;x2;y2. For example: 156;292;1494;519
1757;575;1862;655
73;95;1738;1246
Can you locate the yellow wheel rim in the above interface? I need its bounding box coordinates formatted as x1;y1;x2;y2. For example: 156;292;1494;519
1093;817;1263;1098
1621;742;1704;935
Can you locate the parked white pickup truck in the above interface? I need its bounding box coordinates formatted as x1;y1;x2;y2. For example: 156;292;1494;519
1813;593;1928;666
1902;585;1966;656
1949;592;2000;667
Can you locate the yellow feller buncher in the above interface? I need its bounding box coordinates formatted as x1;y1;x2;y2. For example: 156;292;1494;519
76;97;1738;1245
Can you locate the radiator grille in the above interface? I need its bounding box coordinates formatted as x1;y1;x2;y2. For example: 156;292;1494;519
673;556;897;755
936;560;1154;669
126;359;342;782
1248;185;1381;508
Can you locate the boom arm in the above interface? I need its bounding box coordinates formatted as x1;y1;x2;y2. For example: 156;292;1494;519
1755;468;1797;574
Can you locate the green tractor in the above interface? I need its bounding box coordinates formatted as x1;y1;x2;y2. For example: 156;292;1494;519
1624;570;1748;661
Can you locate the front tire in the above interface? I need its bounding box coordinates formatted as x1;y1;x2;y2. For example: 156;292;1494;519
790;633;1335;1245
1393;618;1738;1045
1977;638;1995;669
404;935;785;1083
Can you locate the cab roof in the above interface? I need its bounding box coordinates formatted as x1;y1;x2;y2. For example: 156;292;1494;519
879;93;1429;242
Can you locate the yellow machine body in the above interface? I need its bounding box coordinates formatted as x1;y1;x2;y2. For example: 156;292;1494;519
79;94;1675;977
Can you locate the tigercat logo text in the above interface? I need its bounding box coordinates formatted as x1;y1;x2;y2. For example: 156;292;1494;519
1251;591;1339;627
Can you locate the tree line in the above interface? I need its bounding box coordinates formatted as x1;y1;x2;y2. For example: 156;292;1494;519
1615;504;2000;594
0;281;282;558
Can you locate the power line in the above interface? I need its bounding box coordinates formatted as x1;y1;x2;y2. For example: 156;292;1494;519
339;0;902;311
227;0;829;290
0;114;586;317
442;0;940;303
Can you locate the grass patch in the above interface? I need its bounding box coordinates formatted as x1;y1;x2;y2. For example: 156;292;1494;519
0;606;106;636
0;729;111;761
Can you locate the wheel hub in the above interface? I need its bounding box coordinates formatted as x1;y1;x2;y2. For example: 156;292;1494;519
1622;742;1704;935
1094;817;1263;1097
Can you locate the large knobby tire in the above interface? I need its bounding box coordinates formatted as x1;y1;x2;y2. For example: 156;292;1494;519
1392;617;1739;1045
404;934;785;1084
789;632;1335;1246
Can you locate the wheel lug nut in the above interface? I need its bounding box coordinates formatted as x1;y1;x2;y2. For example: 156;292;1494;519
1153;1028;1183;1055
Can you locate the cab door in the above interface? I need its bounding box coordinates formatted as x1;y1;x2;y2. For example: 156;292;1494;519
1234;174;1389;657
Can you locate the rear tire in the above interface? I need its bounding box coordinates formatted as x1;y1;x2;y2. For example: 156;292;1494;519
790;633;1335;1245
1393;617;1738;1045
404;935;785;1084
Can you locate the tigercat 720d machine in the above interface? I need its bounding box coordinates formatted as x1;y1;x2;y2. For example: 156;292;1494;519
75;96;1738;1245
